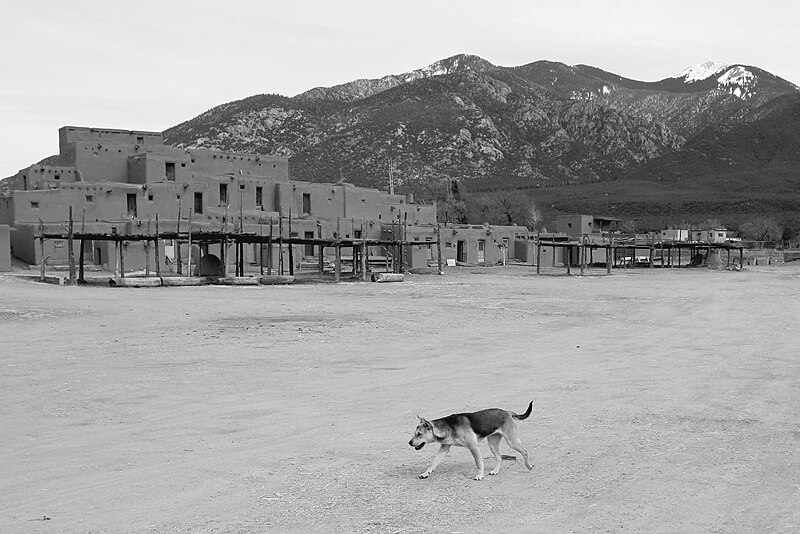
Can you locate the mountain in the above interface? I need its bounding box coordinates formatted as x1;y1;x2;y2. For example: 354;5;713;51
163;54;800;229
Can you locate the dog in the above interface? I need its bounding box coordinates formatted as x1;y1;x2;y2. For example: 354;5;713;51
408;401;533;480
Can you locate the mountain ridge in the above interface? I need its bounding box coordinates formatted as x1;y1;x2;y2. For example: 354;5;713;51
160;54;800;230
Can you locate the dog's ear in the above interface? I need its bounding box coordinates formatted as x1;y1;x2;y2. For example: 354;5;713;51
431;421;447;440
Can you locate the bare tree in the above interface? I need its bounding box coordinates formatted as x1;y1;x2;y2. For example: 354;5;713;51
739;217;782;241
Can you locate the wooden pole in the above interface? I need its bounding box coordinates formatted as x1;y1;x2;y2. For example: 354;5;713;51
155;213;161;277
360;241;367;281
536;241;541;275
176;195;182;275
566;246;572;275
145;217;151;277
268;218;274;275
581;241;586;276
79;208;85;283
118;236;125;278
335;239;341;283
234;236;240;277
606;244;612;275
114;236;120;277
278;216;284;275
436;226;443;274
39;219;46;281
317;222;324;276
187;208;193;277
67;206;76;285
288;208;294;276
258;214;264;276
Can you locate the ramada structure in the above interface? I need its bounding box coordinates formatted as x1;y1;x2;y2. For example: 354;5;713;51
0;126;530;280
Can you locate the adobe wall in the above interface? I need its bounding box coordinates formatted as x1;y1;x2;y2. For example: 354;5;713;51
557;214;594;236
11;224;37;264
0;196;13;225
0;224;10;271
186;149;289;181
59;126;162;154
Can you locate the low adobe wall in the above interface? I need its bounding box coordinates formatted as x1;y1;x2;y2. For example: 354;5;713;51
0;224;10;271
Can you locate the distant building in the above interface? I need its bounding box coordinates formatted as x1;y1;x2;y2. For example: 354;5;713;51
0;126;438;271
556;214;620;238
0;126;534;273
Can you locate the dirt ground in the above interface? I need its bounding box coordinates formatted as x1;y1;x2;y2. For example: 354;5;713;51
1;264;799;533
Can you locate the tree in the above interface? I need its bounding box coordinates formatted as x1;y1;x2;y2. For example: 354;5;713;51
525;204;545;232
739;217;782;241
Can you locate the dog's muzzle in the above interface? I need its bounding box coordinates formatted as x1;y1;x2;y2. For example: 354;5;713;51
410;441;425;450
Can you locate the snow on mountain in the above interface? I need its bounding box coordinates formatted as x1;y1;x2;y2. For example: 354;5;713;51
677;61;730;83
717;66;756;99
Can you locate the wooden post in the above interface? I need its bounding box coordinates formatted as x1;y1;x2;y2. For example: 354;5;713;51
114;237;120;277
606;245;612;275
436;226;443;274
258;214;264;276
278;216;284;276
317;222;323;276
118;236;125;278
155;213;161;277
234;237;240;277
221;236;228;277
79;208;86;283
566;246;572;275
334;240;341;283
145;217;151;277
67;206;76;285
176;195;183;275
268;218;274;275
187;208;193;277
535;241;541;275
402;212;408;273
288;208;294;276
739;248;743;267
360;241;367;281
581;240;586;276
78;238;85;283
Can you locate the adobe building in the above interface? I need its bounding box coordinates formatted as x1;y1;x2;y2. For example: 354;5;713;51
0;126;441;273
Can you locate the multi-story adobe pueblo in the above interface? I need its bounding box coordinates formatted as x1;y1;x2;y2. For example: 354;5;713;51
0;126;528;274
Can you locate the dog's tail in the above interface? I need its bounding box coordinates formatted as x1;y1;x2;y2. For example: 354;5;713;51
512;401;534;421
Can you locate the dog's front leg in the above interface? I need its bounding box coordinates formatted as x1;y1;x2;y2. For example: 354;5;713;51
419;444;450;479
467;444;485;480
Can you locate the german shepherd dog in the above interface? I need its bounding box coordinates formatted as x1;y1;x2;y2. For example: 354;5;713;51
408;401;533;480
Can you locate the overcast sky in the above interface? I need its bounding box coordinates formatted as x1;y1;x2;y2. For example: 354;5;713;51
2;0;798;176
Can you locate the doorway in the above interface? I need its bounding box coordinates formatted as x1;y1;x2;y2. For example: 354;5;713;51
456;240;466;263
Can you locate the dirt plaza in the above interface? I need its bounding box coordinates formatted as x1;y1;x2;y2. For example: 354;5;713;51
1;264;799;533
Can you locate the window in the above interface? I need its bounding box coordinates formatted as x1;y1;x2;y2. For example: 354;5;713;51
127;194;137;218
85;195;93;202
194;192;203;214
136;136;144;144
302;193;311;215
354;229;362;239
54;174;61;181
165;162;176;181
148;194;154;201
219;183;228;205
30;201;39;209
255;186;263;208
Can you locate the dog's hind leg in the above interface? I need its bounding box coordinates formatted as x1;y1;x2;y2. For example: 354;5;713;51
419;444;451;479
504;427;533;471
487;434;503;475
